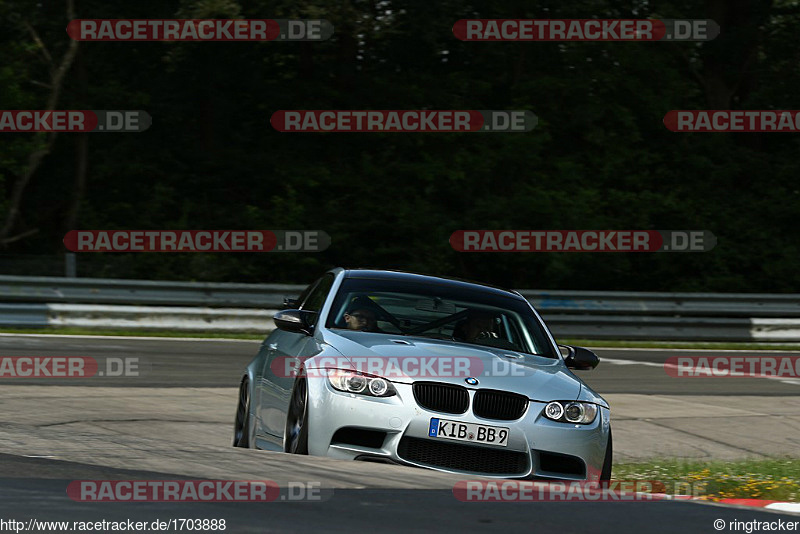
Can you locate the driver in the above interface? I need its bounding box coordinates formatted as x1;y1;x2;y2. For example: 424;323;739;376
454;310;496;343
344;307;381;332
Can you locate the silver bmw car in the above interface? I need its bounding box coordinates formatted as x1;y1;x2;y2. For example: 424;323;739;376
233;268;612;480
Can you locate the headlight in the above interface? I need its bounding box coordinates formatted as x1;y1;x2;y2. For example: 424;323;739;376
368;377;389;396
543;401;597;424
544;401;564;420
327;369;397;397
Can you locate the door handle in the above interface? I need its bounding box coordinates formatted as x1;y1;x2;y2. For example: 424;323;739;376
267;343;278;351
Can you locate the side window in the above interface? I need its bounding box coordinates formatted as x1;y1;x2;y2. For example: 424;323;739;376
300;274;335;314
293;280;319;309
282;280;317;310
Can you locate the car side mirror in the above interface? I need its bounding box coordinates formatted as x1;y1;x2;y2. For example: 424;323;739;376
559;345;599;370
273;310;313;336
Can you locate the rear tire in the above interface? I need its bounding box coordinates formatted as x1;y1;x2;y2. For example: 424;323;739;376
284;378;309;454
600;430;612;481
233;377;251;448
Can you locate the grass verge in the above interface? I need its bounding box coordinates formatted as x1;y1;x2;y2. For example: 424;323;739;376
614;458;800;501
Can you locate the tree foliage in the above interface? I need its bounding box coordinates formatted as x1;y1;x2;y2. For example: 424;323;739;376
0;0;797;290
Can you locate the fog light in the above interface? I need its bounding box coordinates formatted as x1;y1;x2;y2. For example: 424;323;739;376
545;401;564;420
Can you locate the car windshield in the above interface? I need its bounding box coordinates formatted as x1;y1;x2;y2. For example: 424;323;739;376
326;277;558;358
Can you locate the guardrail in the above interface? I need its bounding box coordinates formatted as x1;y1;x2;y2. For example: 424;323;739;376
519;290;800;318
0;275;798;341
0;275;304;308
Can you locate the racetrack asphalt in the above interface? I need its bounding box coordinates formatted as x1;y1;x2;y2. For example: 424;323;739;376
0;334;798;532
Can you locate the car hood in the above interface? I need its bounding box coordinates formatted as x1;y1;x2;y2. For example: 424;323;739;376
320;330;581;401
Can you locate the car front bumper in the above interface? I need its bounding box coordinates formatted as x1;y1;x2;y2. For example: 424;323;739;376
306;378;611;480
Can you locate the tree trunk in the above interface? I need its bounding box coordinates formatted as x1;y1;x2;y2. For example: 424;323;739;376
0;0;79;246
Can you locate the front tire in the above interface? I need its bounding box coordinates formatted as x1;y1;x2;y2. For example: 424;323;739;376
284;378;309;454
233;377;251;448
600;430;612;481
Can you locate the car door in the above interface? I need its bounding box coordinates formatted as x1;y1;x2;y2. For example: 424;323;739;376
254;277;318;444
257;273;335;443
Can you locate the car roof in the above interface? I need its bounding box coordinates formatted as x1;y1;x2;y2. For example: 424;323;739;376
342;269;524;300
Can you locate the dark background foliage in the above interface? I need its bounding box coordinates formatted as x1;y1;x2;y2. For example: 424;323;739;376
0;0;797;290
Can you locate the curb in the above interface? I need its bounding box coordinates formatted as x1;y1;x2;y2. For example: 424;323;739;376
719;499;800;514
653;495;800;515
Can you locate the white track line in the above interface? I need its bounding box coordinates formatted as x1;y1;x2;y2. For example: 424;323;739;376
767;503;800;513
601;357;800;386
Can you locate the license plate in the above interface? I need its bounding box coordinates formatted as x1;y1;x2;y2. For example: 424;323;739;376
428;418;509;446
